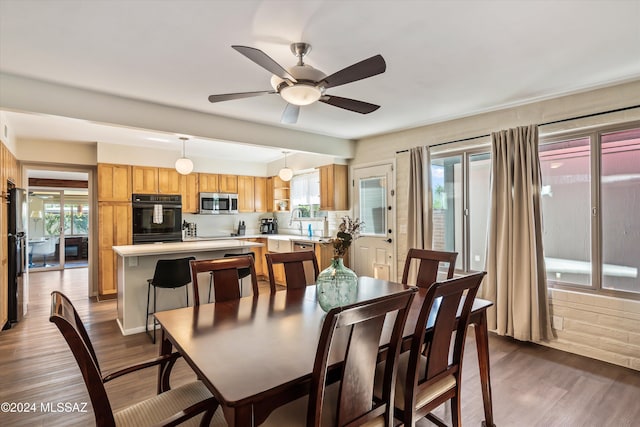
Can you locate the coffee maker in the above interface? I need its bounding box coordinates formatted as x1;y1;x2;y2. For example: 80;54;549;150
260;218;277;234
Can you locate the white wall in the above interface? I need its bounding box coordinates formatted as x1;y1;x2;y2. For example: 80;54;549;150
17;139;96;165
1;72;355;158
0;111;18;154
353;79;640;370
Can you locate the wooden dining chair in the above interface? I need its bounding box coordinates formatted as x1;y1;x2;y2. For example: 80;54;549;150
384;271;486;427
401;248;458;288
190;255;259;303
262;287;417;427
265;250;320;293
49;291;225;427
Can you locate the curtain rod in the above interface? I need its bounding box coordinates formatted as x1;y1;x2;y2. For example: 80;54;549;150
396;104;640;153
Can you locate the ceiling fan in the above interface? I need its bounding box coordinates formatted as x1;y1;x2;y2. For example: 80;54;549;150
208;42;386;124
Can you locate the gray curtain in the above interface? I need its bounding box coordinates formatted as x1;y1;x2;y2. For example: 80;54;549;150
480;125;553;342
405;146;431;284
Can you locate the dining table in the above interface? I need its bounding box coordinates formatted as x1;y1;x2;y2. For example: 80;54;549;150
154;276;495;427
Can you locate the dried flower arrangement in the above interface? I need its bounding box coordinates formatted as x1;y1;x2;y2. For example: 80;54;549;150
329;216;364;257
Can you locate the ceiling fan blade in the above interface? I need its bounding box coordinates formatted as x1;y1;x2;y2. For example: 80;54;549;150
232;45;296;82
321;54;386;89
281;103;300;124
208;90;275;103
320;95;380;114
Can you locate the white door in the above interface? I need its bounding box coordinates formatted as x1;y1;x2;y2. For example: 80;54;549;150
352;163;395;280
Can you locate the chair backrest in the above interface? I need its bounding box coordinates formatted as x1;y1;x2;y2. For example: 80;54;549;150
308;287;417;427
223;251;255;280
401;248;458;288
150;256;195;289
50;291;115;426
404;272;486;415
265;251;320;292
190;255;258;303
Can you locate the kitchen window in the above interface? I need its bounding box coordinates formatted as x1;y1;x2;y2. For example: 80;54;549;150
540;124;640;296
290;171;320;217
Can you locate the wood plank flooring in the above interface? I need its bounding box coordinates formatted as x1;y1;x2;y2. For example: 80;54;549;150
1;268;639;426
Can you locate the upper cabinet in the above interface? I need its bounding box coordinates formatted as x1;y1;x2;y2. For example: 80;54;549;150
318;164;348;211
265;177;274;212
219;174;238;193
158;168;182;194
254;177;267;213
181;173;199;213
237;175;255;213
97;163;131;202
199;173;219;193
132;166;158;194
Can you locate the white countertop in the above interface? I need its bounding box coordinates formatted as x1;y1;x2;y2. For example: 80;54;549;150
113;239;263;257
183;234;332;244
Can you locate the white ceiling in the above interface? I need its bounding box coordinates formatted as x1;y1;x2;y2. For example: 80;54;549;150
1;0;640;159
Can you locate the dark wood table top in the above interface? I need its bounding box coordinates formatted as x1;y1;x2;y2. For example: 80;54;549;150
154;276;493;410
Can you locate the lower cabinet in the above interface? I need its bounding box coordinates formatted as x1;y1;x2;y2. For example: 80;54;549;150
98;202;131;296
242;238;266;278
315;243;350;271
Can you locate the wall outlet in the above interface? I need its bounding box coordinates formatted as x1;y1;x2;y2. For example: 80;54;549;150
552;315;564;330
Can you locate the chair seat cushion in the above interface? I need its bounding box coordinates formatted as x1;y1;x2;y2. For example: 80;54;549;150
114;380;225;427
374;352;456;412
261;382;385;427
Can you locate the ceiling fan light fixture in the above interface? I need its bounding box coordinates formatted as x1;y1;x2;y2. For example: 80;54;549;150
175;137;194;175
280;84;321;106
278;151;294;181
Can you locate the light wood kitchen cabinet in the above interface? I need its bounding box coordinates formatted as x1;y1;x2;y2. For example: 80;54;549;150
198;173;219;192
98;202;131;295
315;243;350;270
272;176;290;212
254;177;267;213
132;166;158;194
265;177;274;212
97;163;131;202
181;173;199;213
219;174;238;193
158;167;183;194
244;238;266;278
318;164;348;211
237;176;255;213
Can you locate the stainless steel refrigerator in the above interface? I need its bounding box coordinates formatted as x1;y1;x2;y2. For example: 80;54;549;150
6;187;27;328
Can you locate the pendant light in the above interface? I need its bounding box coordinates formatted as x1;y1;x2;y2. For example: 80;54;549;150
278;151;293;181
175;137;194;175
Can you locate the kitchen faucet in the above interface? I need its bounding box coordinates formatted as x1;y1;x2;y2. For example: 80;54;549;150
289;208;304;235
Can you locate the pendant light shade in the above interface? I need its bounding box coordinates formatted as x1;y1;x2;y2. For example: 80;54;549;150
175;137;194;175
278;151;293;181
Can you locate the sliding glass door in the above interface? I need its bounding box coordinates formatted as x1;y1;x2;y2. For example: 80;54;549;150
28;189;89;270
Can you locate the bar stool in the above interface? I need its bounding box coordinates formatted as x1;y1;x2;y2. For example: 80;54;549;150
146;256;195;343
207;252;256;302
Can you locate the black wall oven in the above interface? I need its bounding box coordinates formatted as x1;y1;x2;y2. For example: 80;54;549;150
132;194;182;244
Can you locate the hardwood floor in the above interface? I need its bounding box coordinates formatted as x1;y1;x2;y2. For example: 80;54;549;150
1;268;639;426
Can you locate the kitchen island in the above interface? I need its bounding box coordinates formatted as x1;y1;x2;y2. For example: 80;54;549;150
112;239;263;335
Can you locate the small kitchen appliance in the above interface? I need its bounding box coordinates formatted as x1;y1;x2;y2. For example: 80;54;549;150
260;218;277;234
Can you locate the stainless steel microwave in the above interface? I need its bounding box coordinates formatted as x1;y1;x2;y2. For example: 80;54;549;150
199;192;238;214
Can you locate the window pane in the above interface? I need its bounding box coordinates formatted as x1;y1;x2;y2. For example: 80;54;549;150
431;155;462;269
601;128;640;293
539;137;591;287
359;176;386;236
469;153;491;271
290;172;320;217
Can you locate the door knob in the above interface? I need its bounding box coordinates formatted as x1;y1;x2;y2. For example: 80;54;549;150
383;238;392;243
